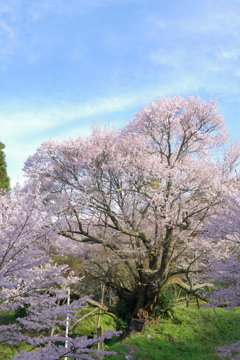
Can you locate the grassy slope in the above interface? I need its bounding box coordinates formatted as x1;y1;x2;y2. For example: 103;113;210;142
73;308;116;336
1;306;239;359
104;306;240;360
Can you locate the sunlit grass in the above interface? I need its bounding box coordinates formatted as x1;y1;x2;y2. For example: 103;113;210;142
1;306;239;359
72;306;116;336
104;306;240;360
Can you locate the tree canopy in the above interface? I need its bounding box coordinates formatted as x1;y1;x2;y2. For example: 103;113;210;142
23;95;240;322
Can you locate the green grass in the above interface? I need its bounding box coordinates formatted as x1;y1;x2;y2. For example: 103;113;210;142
0;342;32;360
0;312;33;360
0;307;116;359
1;306;239;359
0;312;15;325
104;306;240;360
72;307;116;336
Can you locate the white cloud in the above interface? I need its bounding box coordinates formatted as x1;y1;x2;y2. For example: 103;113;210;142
149;48;186;68
150;10;240;38
1;93;145;185
1;94;140;140
217;48;240;60
1;0;240;186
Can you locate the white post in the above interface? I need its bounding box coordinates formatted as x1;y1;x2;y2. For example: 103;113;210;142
64;288;70;360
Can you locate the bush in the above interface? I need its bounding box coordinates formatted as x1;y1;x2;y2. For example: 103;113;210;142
151;290;175;319
115;295;136;332
14;304;29;319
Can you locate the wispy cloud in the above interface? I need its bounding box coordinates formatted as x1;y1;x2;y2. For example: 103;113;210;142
1;94;139;138
1;0;240;185
145;0;240;100
1;93;145;184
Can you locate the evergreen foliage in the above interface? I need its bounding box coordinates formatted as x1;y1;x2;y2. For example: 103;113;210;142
0;142;10;191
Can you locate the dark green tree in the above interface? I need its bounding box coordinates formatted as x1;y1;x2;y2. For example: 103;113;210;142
0;142;10;191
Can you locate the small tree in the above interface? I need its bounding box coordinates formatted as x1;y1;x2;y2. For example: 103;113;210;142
0;141;10;191
0;186;119;359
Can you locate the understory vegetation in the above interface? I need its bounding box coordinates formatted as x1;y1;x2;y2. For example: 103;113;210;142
1;305;239;359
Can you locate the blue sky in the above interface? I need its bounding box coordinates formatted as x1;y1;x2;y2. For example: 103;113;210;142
1;0;240;185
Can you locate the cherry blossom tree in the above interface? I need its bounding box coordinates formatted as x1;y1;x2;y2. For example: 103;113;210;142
0;186;119;359
205;185;240;359
23;95;240;326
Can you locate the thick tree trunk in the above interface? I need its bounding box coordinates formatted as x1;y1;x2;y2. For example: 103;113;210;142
86;278;211;332
132;282;159;318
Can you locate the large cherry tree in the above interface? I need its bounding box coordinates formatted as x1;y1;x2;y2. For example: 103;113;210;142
24;95;240;323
